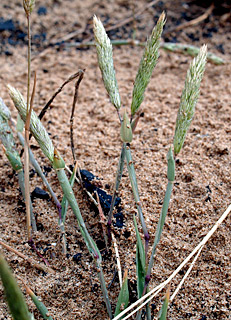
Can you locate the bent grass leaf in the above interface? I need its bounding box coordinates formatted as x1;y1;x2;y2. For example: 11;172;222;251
114;270;129;318
26;285;53;320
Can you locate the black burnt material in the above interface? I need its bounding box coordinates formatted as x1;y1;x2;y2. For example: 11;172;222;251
31;187;50;201
80;169;123;227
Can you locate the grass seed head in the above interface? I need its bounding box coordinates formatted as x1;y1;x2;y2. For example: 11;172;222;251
7;85;55;162
131;12;166;116
173;44;207;155
93;15;121;109
23;0;35;16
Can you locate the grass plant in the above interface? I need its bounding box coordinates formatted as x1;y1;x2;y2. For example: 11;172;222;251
1;2;229;320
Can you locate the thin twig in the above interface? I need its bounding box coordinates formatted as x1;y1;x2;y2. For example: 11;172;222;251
49;0;161;46
170;245;204;301
24;11;32;240
164;3;214;36
70;70;85;163
38;71;83;121
0;240;55;274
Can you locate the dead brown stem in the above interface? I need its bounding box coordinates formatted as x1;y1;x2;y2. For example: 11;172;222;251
0;240;55;274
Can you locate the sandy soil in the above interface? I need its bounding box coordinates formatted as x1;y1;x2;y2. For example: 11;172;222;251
0;1;231;319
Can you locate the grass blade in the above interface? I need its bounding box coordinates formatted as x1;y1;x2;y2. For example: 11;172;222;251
146;148;175;282
158;289;170;320
25;285;53;320
133;216;145;299
0;254;32;320
114;270;129;318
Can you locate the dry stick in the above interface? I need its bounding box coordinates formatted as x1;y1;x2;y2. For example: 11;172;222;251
0;240;55;274
105;0;161;34
170;245;204;302
112;203;231;320
112;233;122;289
24;7;32;241
38;71;83;121
50;0;161;46
70;70;85;163
164;3;214;36
25;73;38;238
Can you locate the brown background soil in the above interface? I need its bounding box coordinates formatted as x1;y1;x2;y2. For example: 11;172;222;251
0;1;231;319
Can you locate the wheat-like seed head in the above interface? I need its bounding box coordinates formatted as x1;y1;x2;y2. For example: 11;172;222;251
8;85;54;162
93;15;121;110
173;44;207;155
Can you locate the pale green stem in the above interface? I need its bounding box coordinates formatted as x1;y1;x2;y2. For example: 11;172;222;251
107;143;125;234
125;144;149;262
98;266;112;319
55;168;112;318
17;131;61;214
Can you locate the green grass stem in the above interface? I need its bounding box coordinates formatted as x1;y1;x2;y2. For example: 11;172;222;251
107;144;126;239
16;130;62;214
145;148;175;288
53;151;112;318
0;101;36;231
125;144;149;260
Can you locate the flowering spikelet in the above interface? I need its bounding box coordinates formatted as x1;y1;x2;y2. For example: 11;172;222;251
173;45;207;155
131;12;166;116
23;0;35;16
8;85;54;162
93;15;121;109
0;99;22;171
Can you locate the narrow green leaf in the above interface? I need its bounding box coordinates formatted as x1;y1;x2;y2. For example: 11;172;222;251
158;289;170;320
26;286;53;320
133;216;145;298
61;164;77;222
0;254;32;320
17;114;24;132
167;147;175;182
114;270;129;318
